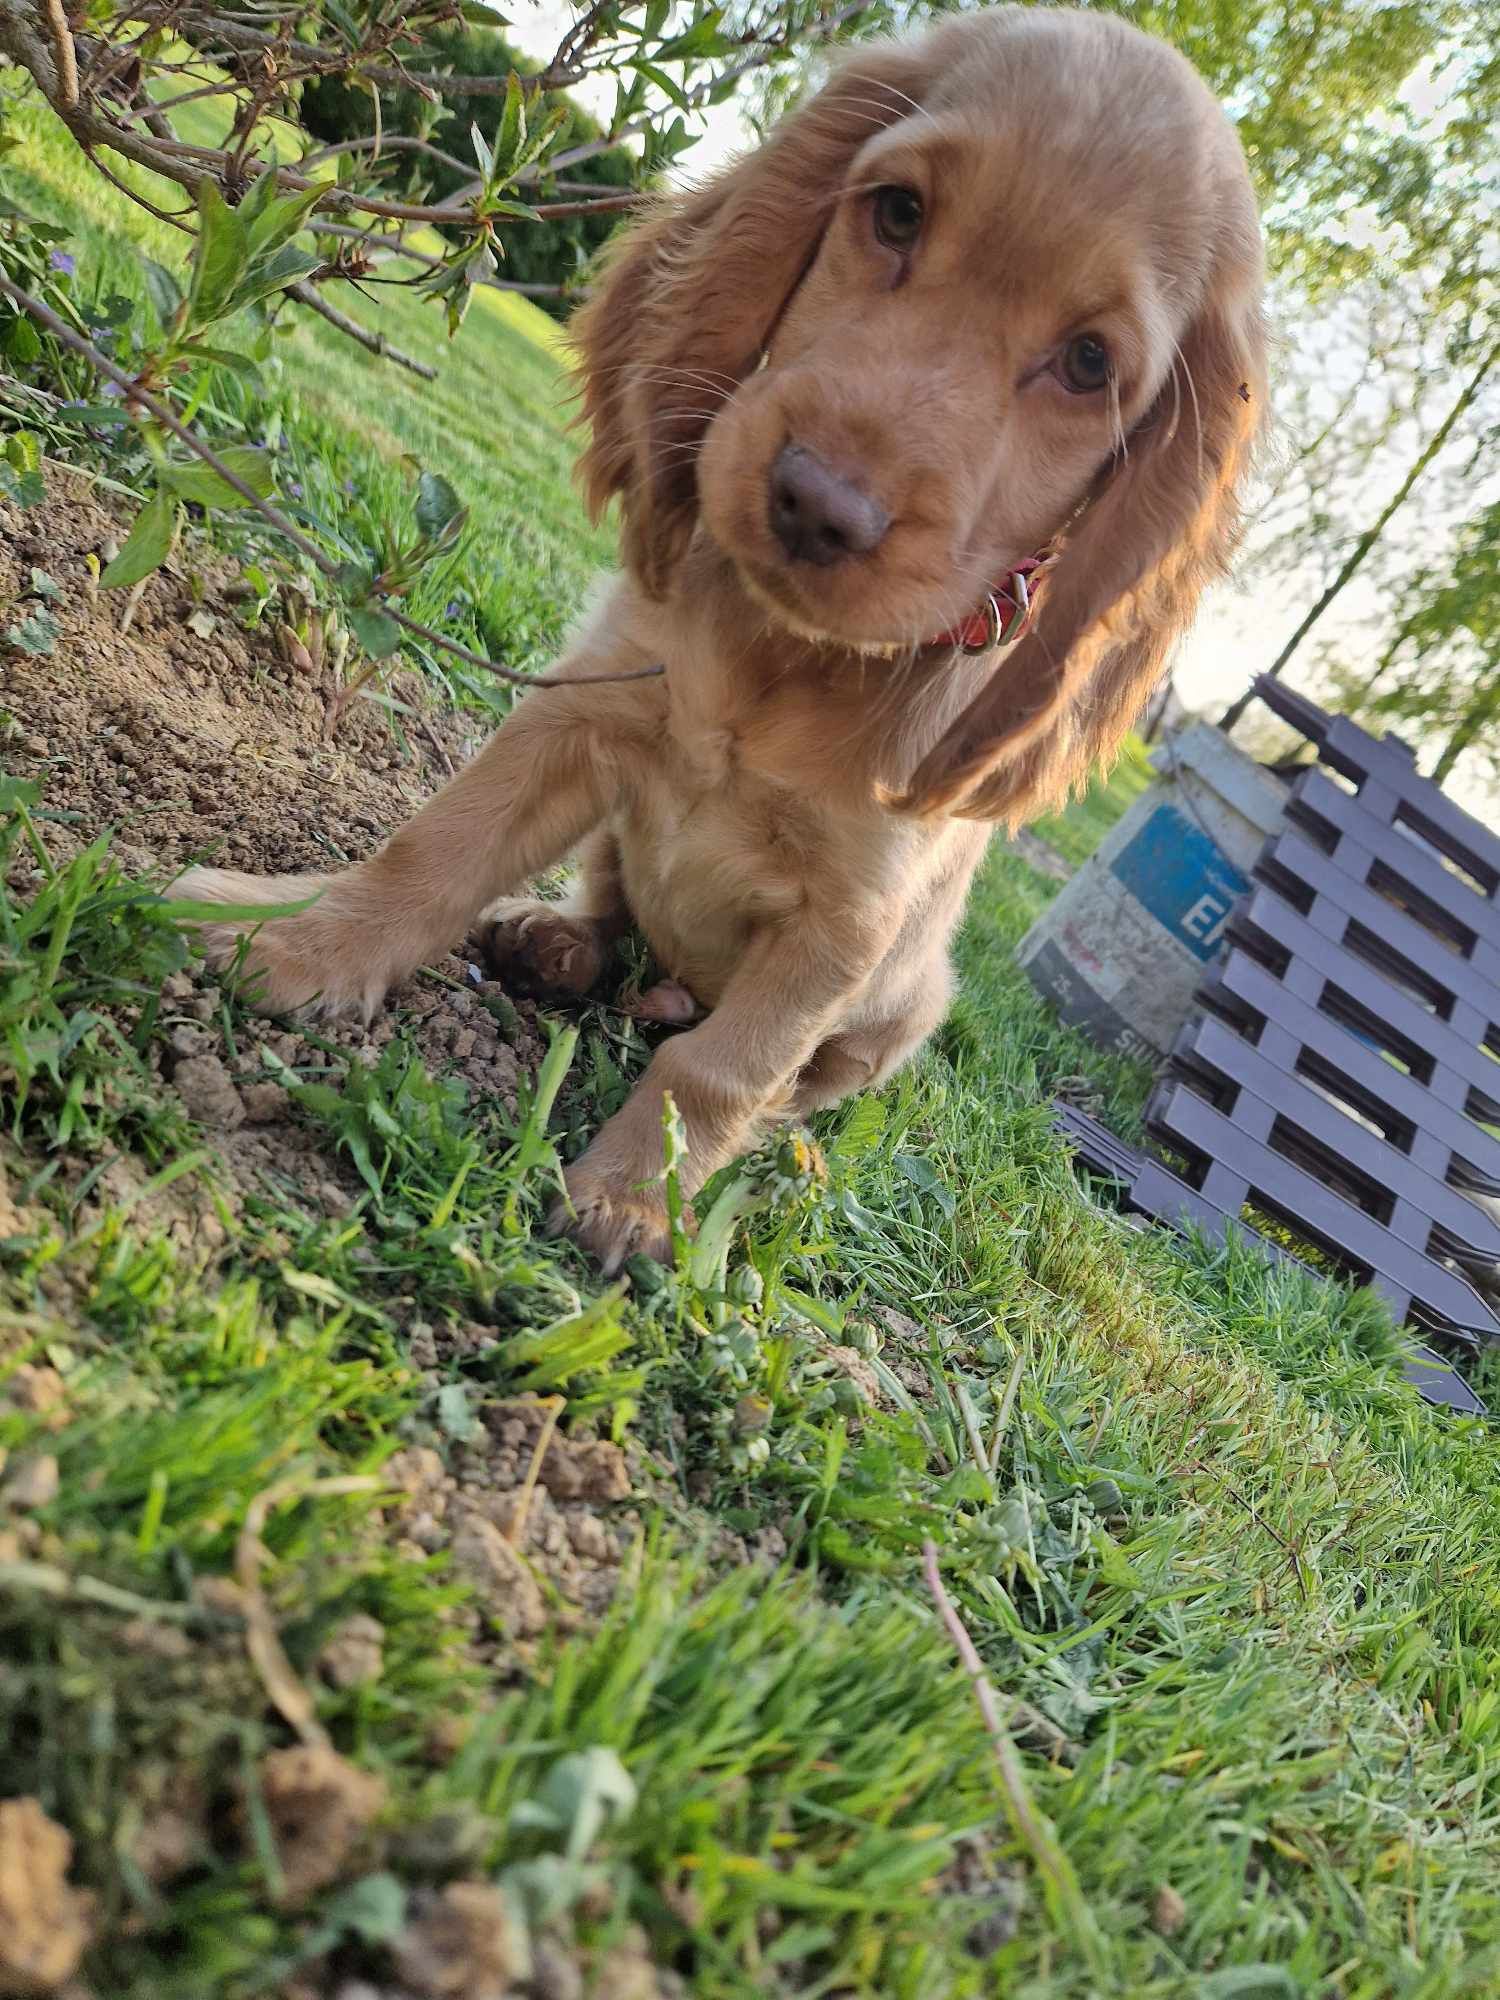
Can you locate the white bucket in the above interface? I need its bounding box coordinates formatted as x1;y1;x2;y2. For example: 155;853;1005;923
1016;723;1288;1059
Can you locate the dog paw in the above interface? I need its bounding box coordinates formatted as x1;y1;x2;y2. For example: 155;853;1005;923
547;1172;675;1275
172;866;391;1021
477;901;609;1001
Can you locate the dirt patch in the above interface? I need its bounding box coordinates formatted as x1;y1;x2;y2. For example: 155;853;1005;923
1;465;560;1221
0;466;479;883
383;1407;639;1646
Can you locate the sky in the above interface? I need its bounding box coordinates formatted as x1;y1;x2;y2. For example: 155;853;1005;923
506;4;1492;784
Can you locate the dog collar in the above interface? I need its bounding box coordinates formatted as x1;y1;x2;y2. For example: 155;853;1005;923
928;554;1052;655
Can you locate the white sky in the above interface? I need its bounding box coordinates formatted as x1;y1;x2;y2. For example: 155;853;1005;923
508;5;1493;792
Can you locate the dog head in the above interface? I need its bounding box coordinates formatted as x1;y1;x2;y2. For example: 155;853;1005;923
572;6;1265;822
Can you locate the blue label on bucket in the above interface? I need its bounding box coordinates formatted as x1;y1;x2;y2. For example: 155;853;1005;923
1109;803;1250;963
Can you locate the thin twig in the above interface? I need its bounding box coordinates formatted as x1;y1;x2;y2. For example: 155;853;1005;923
392;605;666;688
0;272;664;692
504;1394;565;1550
0;1556;204;1623
286;278;437;380
920;1539;1105;1973
236;1472;381;1746
40;0;78;105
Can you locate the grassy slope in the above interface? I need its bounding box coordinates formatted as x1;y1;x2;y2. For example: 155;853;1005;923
5;90;1500;2000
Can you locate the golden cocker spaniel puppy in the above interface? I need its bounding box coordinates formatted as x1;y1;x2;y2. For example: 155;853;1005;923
181;5;1267;1269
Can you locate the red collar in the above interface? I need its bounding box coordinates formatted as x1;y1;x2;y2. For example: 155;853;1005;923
928;554;1052;654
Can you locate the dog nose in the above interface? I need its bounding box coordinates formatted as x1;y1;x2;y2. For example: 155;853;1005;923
768;444;889;566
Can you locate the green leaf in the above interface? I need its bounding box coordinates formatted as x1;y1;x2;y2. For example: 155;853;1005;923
346;604;404;658
158;446;275;510
0;464;44;509
186;181;249;330
484;197;542;223
415;471;465;542
509;1747;637;1861
631;59;691;111
470;120;495;183
437;1382;476;1441
228;244;321;315
185;344;265;391
655;10;732;62
141;257;182;331
3;608;60;658
4;431;41;477
100;487;178;589
492;71;527;177
313;1873;407;1948
242;181;325;262
158;891;320;922
2;315;42;364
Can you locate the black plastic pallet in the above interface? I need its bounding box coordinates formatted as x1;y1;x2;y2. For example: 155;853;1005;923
1052;677;1500;1417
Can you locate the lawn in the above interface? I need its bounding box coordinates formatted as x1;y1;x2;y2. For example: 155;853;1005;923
4;81;1500;2000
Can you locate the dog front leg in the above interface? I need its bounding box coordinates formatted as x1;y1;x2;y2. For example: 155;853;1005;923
179;673;658;1020
556;905;897;1270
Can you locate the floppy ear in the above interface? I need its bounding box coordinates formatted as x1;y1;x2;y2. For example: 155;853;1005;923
571;41;944;596
892;245;1267;829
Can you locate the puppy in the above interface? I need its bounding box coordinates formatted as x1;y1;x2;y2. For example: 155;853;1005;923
180;6;1266;1271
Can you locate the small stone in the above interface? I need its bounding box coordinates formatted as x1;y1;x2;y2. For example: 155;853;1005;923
173;1054;246;1131
528;1938;584;2000
7;1366;66;1422
564;1511;611;1561
238;1082;287;1125
1152;1883;1188;1936
0;1798;94;1995
450;1028;478;1061
131;1800;204;1885
393;1881;523;1999
3;1456;58;1511
161;971;195;1001
316;1612;385;1690
537;1435;631;1504
118;1619;193;1660
449;1512;547;1637
407;1323;439;1370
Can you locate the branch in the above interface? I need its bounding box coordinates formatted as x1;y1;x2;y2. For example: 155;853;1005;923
39;0;77;106
286;279;437;380
1222;336;1500;730
920;1541;1105;1973
0;272;663;693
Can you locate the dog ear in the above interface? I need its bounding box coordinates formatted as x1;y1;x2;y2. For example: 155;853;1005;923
571;41;944;597
891;239;1267;828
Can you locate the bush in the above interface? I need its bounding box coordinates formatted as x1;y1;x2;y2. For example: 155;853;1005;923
300;25;636;313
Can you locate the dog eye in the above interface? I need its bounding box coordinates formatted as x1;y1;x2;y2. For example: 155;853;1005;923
872;185;924;252
1060;333;1112;393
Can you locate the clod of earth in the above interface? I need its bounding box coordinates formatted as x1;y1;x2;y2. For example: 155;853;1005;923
0;1798;94;1998
391;1880;526;1999
316;1612;387;1690
1152;1882;1189;1936
449;1511;548;1638
258;1744;387;1906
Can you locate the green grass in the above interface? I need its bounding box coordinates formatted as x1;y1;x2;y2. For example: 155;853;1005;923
5;79;1500;2000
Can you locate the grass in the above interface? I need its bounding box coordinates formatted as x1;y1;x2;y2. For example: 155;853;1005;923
5;78;1500;2000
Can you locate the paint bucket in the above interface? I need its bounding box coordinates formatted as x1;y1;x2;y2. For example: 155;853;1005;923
1016;722;1288;1059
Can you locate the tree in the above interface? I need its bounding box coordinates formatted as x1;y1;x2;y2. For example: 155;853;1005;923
1343;499;1500;788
